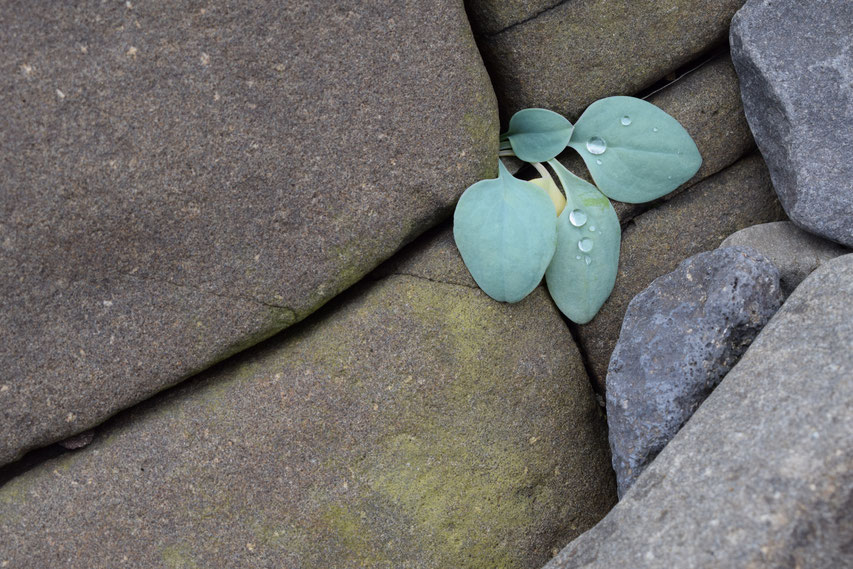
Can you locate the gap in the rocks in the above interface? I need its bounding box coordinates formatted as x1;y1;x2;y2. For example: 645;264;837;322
635;42;731;100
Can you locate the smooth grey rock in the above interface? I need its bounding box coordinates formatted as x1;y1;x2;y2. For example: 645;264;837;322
721;221;850;295
470;0;746;121
576;153;786;391
0;226;616;569
607;247;783;497
731;0;853;247
0;1;497;466
546;253;853;569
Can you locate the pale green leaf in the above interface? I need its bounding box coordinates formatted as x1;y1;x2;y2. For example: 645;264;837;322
503;108;573;163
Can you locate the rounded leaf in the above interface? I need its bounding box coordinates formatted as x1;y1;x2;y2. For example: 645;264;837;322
504;108;574;163
545;160;620;324
454;162;558;303
567;96;701;204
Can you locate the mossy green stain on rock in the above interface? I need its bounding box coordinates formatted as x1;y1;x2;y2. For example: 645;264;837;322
162;544;199;569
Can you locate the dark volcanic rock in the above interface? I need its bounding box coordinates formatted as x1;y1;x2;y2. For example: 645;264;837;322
731;0;853;246
546;253;853;569
606;247;783;496
0;226;616;569
469;0;746;122
0;1;498;466
721;221;850;295
576;153;786;390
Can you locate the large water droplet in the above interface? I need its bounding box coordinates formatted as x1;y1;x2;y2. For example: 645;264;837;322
586;136;607;155
585;255;592;265
578;237;594;252
621;116;632;126
569;209;587;227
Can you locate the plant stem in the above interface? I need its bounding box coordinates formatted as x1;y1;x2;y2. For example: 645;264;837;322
498;150;516;157
532;162;562;197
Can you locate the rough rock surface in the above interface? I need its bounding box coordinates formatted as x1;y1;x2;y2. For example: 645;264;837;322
0;1;498;466
721;222;850;295
607;247;783;497
545;254;853;569
469;0;746;121
576;153;786;390
731;0;853;247
555;54;755;223
0;226;616;569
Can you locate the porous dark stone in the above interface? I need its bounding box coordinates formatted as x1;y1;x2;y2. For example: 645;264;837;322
469;0;746;122
721;221;850;295
0;1;497;466
607;247;783;497
576;154;786;390
0;226;616;569
731;0;853;246
545;254;853;569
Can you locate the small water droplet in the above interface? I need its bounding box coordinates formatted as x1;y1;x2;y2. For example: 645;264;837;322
596;159;602;165
578;237;594;253
589;225;596;232
586;136;607;155
585;255;592;265
575;255;582;260
652;127;659;133
620;116;632;126
667;175;672;180
569;209;587;227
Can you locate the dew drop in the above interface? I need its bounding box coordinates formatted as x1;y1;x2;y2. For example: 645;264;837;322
569;209;588;227
585;255;592;265
578;237;594;252
586;136;607;155
652;127;659;133
589;225;596;232
575;255;582;260
621;116;632;126
596;159;602;165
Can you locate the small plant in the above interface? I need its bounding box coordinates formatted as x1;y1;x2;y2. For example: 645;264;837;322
454;96;701;324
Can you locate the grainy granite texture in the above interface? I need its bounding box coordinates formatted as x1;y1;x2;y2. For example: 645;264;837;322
576;153;786;390
469;0;746;122
545;254;853;569
731;0;853;247
0;226;616;569
607;247;783;496
0;1;498;466
721;222;850;295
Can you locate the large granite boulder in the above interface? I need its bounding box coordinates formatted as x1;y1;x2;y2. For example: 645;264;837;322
0;1;498;466
545;254;853;568
576;154;786;389
721;221;850;295
468;0;746;121
731;0;853;247
607;247;783;496
0;226;616;569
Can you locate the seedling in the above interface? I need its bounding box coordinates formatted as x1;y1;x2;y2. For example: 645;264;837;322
454;96;701;324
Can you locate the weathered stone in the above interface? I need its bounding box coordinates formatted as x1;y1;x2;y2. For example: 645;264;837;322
576;153;786;390
554;55;755;223
471;0;746;121
721;222;850;295
607;247;783;497
0;1;498;466
0;226;616;569
731;0;853;247
546;254;853;569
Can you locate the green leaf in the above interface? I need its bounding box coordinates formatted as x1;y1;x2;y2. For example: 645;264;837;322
545;160;620;324
567;96;701;204
454;161;558;303
503;108;574;163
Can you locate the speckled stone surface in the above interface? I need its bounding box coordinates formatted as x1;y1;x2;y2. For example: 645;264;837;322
607;247;783;497
0;225;616;569
576;153;786;390
731;0;853;247
469;0;746;122
0;1;498;466
721;222;850;296
545;254;853;569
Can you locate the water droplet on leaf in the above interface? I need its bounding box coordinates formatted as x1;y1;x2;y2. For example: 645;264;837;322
578;237;594;252
586;136;607;155
569;209;588;227
584;255;592;265
621;116;632;126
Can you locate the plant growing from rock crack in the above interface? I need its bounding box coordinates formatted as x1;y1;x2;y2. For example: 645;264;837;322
454;96;701;324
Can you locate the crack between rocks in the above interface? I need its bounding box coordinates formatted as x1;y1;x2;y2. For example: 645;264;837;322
482;0;571;38
387;271;479;290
